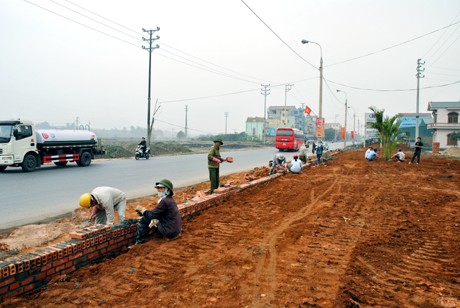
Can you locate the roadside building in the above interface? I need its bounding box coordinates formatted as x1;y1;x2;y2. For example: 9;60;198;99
266;105;306;132
427;101;460;148
245;117;265;141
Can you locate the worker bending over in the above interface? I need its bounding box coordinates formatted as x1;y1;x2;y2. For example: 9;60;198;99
79;186;126;225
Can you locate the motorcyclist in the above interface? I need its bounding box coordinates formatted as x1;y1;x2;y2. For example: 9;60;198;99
138;137;147;155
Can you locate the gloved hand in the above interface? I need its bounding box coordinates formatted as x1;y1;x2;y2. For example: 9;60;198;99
148;219;159;229
211;157;222;163
135;205;147;217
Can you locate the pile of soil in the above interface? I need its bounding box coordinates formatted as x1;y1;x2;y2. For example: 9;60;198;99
2;149;460;307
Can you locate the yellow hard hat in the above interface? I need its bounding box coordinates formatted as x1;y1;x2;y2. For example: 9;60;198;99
79;193;92;208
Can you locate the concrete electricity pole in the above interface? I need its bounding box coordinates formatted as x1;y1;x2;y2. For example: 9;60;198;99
142;27;160;147
284;84;293;106
261;84;270;144
185;105;188;138
224;112;229;135
336;89;348;149
415;58;425;140
353;112;356;145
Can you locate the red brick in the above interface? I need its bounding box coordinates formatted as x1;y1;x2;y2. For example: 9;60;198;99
23;283;36;293
9;282;20;290
46;268;56;276
63;266;76;275
52;257;68;267
16;262;24;273
55;264;66;273
8;264;16;276
97;242;108;250
87;252;100;260
40;263;52;272
69;231;85;239
0;276;14;288
20;276;34;286
34;272;46;281
68;252;83;261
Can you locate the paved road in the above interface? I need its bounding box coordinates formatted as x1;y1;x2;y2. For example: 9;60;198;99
0;142;352;229
0;147;276;229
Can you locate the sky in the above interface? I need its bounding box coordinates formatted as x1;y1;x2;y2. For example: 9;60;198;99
1;0;459;136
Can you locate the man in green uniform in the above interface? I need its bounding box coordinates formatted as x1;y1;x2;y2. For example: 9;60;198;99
208;138;228;194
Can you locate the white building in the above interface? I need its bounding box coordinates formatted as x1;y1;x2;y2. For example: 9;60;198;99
245;117;265;141
427;101;460;148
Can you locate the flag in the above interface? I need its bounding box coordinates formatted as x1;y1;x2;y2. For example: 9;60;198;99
304;105;312;115
340;127;345;139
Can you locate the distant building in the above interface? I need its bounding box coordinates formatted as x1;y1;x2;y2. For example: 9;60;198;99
245;117;265;141
427;101;460;148
266;106;306;135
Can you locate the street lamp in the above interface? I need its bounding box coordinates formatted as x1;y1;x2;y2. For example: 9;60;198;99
301;39;323;120
336;89;348;149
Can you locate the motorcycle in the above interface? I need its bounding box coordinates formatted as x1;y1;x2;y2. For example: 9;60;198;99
135;145;150;160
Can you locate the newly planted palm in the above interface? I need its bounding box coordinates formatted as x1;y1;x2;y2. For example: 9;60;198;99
369;107;401;160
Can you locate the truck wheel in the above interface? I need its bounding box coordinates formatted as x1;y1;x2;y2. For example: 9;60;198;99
0;166;7;172
22;154;37;172
54;162;68;167
77;152;92;167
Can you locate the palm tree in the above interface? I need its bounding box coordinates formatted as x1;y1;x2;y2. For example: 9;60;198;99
369;107;401;160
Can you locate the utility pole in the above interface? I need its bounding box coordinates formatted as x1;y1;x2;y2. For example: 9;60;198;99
353;112;356;145
415;58;425;140
284;84;293;106
261;84;270;144
184;105;188;138
336;89;348;149
224;112;229;135
344;99;348;149
142;27;160;148
334;114;339;142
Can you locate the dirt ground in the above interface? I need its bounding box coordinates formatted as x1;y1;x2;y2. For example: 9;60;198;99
2;147;460;307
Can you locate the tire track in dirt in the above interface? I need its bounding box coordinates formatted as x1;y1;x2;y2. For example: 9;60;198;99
274;163;372;305
249;162;371;306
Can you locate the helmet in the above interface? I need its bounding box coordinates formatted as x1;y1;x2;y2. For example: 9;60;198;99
155;179;173;191
79;193;92;208
293;154;299;159
278;154;285;160
213;138;223;145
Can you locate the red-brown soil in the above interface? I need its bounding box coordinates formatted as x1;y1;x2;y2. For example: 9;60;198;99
2;148;460;307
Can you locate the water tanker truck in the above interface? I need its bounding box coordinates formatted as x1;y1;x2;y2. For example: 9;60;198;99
0;119;105;172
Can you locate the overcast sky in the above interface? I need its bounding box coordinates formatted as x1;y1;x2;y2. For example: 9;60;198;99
1;0;459;136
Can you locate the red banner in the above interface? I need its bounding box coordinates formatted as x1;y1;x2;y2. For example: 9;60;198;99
351;131;355;140
340;127;345;139
303;106;312;115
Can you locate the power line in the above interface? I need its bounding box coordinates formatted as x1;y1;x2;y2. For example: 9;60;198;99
159;88;260;104
24;0;141;48
325;78;460;92
62;0;140;36
327;20;460;67
49;0;140;41
25;0;276;86
240;0;317;70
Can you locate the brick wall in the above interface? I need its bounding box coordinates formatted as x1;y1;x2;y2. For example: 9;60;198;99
0;173;281;301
